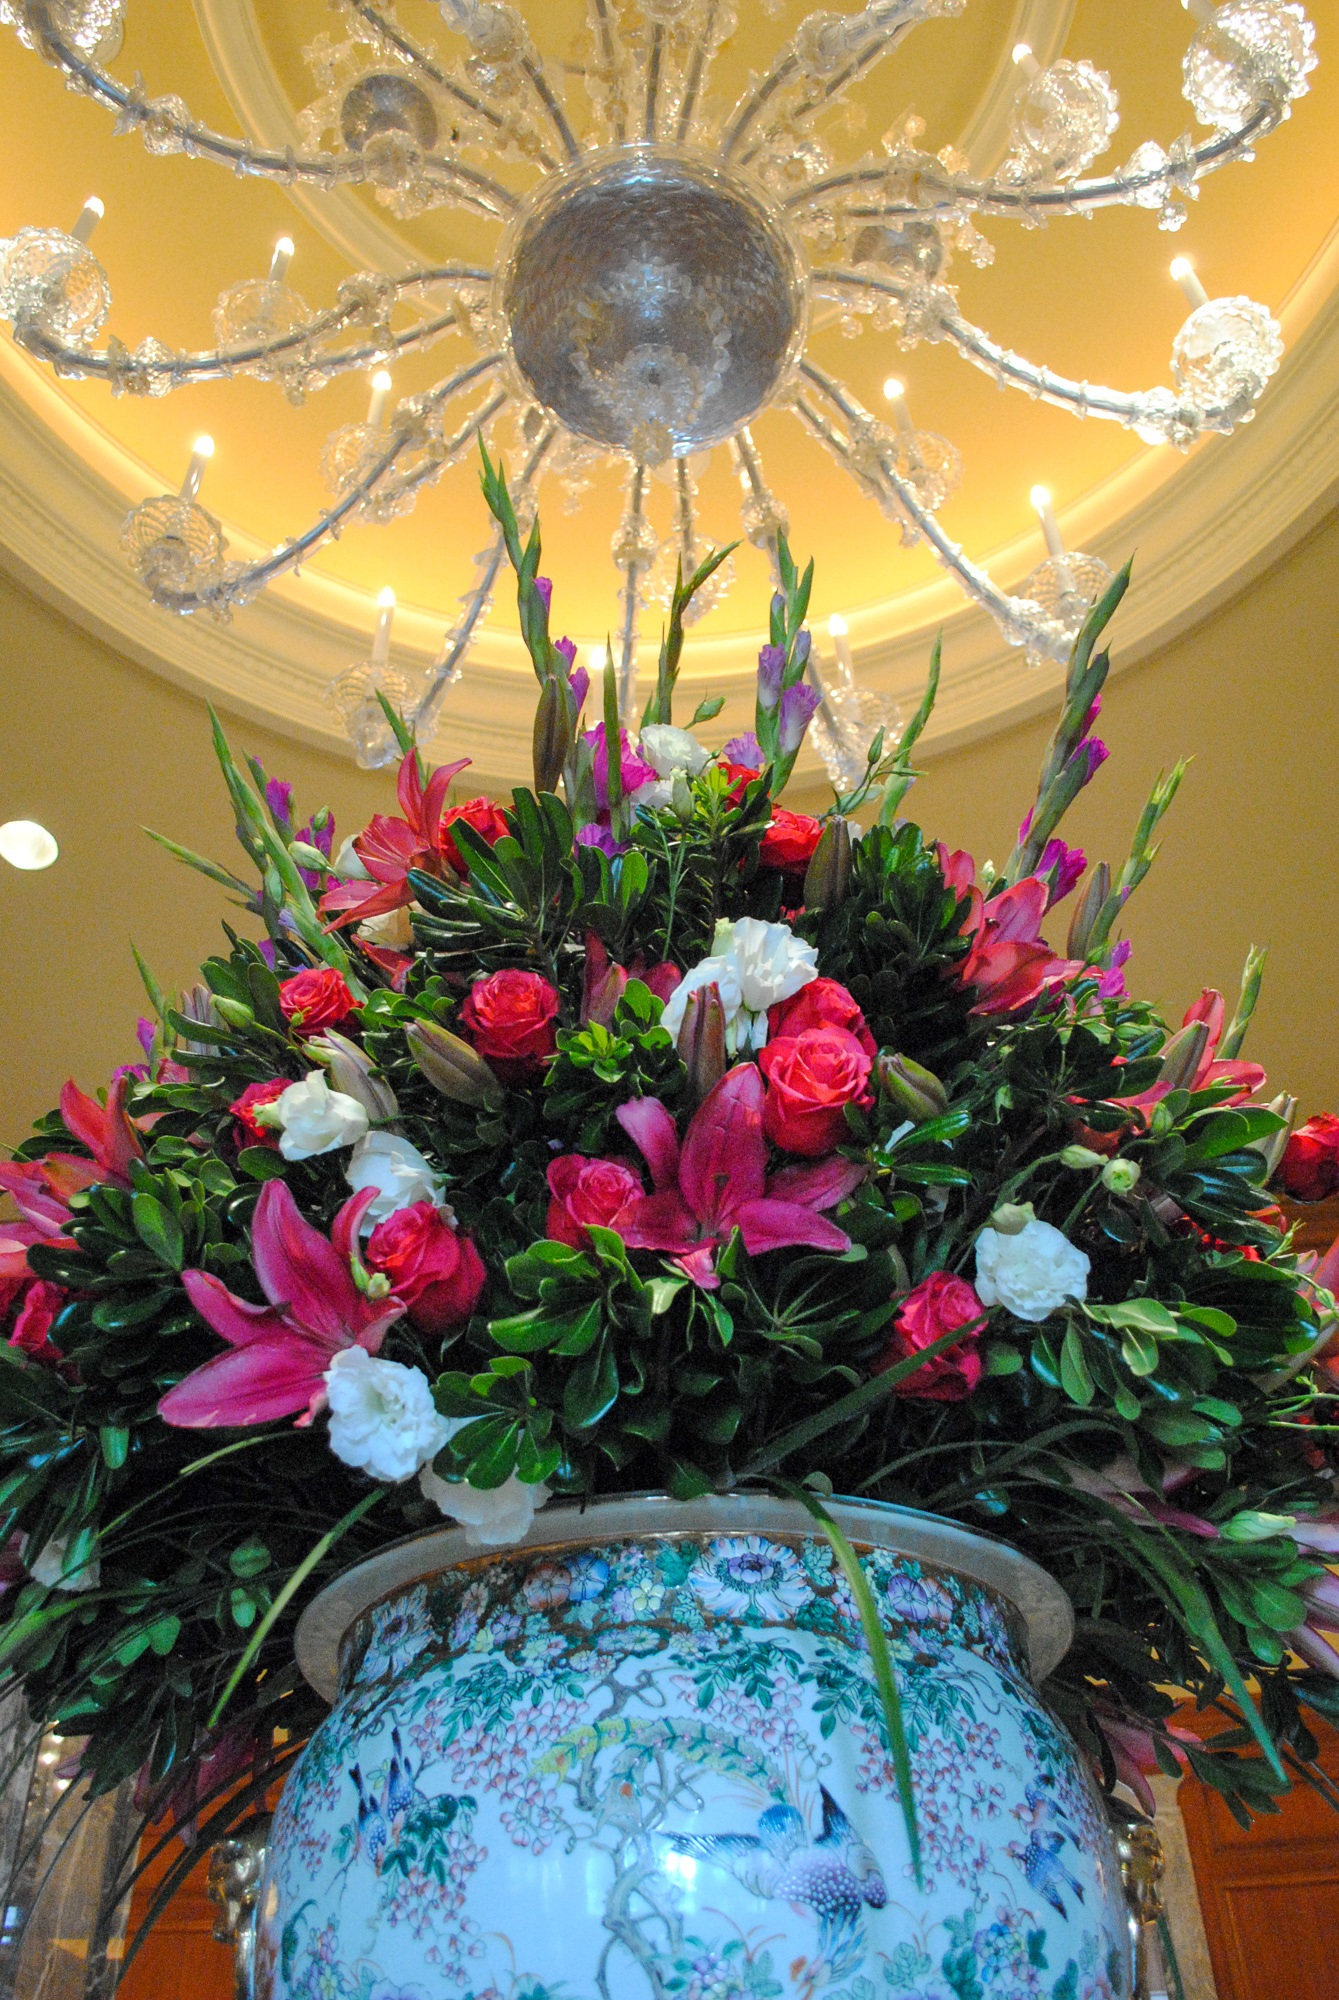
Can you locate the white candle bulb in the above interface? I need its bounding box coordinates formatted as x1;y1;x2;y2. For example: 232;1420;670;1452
269;236;295;284
1012;42;1041;78
1170;256;1210;311
882;377;914;438
0;819;59;871
70;196;103;246
180;434;215;502
1182;0;1217;24
367;370;393;430
1030;485;1067;560
827;613;855;679
588;642;608;677
372;585;396;666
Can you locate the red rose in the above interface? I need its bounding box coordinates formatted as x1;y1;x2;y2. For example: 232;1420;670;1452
439;797;511;877
365;1202;486;1338
229;1078;291;1148
461;969;560;1075
759;1025;873;1157
759;808;824;876
876;1271;985;1402
546;1156;644;1248
720;762;763;808
768;978;876;1063
279;967;358;1038
10;1280;65;1366
1276;1113;1339;1202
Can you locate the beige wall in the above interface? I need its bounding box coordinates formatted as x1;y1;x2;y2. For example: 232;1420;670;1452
3;509;1339;1147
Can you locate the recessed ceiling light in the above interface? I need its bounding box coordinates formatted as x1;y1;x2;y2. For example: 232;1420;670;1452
0;820;59;870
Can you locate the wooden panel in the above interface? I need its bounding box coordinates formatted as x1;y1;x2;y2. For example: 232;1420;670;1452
114;1835;235;2000
1176;1711;1339;2000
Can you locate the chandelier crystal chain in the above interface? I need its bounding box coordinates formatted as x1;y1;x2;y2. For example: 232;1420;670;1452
0;0;1318;776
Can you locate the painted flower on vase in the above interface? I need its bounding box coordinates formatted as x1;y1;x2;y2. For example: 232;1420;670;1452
688;1536;812;1622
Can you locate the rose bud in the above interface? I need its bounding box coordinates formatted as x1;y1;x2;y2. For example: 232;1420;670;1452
1155;1020;1211;1094
802;817;852;914
877;1052;948;1125
1101;1158;1141;1195
1276;1112;1339;1202
676;982;727;1109
1066;862;1110;963
533;675;571;797
407;1021;504;1111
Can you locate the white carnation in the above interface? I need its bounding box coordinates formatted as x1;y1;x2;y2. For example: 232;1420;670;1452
325;1349;448;1483
975;1216;1090;1323
419;1454;550;1548
271;1073;370;1161
346;1132;445;1228
638;725;711;780
30;1535;99;1593
659;917;817;1055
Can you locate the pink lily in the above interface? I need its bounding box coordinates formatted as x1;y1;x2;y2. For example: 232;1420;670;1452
1114;989;1266;1121
613;1065;864;1290
938;847;1077;1017
1092;1708;1195;1815
57;1077;144;1182
1065;1455;1219;1538
158;1180;404;1429
580;933;681;1027
321;750;471;929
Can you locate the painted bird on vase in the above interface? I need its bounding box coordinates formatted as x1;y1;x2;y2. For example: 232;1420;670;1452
350;1731;423;1875
662;1786;886;1976
1004;1829;1087;1919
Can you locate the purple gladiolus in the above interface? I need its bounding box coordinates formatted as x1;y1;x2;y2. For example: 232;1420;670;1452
555;635;577;669
1037;838;1086;910
136;1016;156;1062
1073;737;1109;784
583;724;658;812
756;644;786;711
723;733;764;771
576;823;625;857
779;682;821;756
264;779;294;831
567;664;589;714
535;576;553;617
1097;939;1132;999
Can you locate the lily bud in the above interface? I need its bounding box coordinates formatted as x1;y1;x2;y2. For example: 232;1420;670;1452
1250;1092;1297;1178
1066;862;1110;962
671;768;694;823
1061;1143;1105;1171
310;1030;399;1122
803;817;852;915
407;1021;504;1111
877;1052;948;1125
289;840;331;873
676;981;727;1110
532;675;571;797
1101;1158;1141;1195
1156;1020;1210;1094
989;1202;1035;1236
214;996;256;1031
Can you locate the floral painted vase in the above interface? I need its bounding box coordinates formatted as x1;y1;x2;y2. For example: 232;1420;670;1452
254;1497;1132;2000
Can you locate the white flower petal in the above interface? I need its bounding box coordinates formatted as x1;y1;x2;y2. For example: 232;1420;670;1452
325;1349;448;1484
638;724;711;779
345;1132;445;1228
975;1217;1090;1324
418;1462;550;1547
274;1073;370;1161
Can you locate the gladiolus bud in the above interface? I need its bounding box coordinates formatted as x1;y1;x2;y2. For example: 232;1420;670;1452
989;1202;1034;1236
1156;1021;1210;1094
676;981;727;1110
1249;1092;1297;1178
214;997;256;1031
1066;862;1110;962
310;1030;399;1122
407;1021;504;1111
671;768;694;822
1061;1144;1105;1170
877;1052;948;1124
289;840;331;873
1101;1158;1141;1194
803;817;852;914
264;866;285;907
532;675;571;797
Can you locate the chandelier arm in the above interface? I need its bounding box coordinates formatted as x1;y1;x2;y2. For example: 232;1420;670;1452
16;5;520;213
148;353;504;617
787;99;1280;218
730;426;785;586
735;7;933;173
519;56;583;164
722;0;937;165
644;20;665;144
414;407;557;742
13;271;493;390
586;0;629;147
796;362;1071;665
345;0;558;168
617;461;650;723
675;0;722;145
813;269;1231;440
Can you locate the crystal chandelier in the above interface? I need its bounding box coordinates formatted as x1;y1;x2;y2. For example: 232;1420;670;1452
0;0;1317;781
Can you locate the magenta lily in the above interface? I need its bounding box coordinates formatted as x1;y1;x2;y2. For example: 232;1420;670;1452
613;1064;863;1290
158;1180;404;1430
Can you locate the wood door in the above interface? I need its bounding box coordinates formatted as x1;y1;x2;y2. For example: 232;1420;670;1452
1176;1713;1339;2000
113;1829;235;2000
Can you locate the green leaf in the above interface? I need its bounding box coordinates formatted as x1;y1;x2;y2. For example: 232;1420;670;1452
1060;1325;1095;1406
563;1338;619;1431
1088;1299;1179;1336
99;1425;130;1470
131;1193;184;1271
1120;1328;1160;1377
229;1541;271;1579
237;1147;288;1182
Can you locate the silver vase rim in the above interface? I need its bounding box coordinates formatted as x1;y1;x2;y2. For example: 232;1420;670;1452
294;1493;1074;1702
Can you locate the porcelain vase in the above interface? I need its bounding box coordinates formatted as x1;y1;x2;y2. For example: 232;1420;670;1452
252;1496;1133;2000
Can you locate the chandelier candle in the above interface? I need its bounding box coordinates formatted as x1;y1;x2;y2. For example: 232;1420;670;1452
178;433;214;504
1171;256;1212;310
69;195;103;246
268;235;295;285
366;369;392;431
371;585;395;667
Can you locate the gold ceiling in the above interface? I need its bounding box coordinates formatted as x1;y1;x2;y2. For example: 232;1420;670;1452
0;0;1337;784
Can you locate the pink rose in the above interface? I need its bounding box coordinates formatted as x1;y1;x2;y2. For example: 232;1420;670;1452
365;1202;486;1337
877;1271;985;1402
768;977;876;1062
460;969;560;1076
546;1156;645;1247
279;968;359;1038
759;1025;873;1157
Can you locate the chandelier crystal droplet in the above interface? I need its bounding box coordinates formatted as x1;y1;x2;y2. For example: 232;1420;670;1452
0;0;1316;775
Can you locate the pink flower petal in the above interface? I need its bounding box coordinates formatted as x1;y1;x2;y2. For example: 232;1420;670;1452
673;1245;722;1290
679;1065;766;1230
157;1334;329;1428
180;1269;294;1351
250;1180;365;1344
735;1198;850;1258
617;1190;702;1253
616;1096;681;1193
766;1156;866;1211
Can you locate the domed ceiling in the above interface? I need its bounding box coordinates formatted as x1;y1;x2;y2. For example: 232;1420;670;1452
0;0;1336;789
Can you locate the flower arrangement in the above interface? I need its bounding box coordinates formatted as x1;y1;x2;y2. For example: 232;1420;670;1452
4;447;1339;1879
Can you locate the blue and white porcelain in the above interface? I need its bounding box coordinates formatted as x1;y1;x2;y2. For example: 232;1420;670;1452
255;1497;1131;2000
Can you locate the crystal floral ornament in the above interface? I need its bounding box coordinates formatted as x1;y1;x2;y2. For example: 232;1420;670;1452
0;0;1316;747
